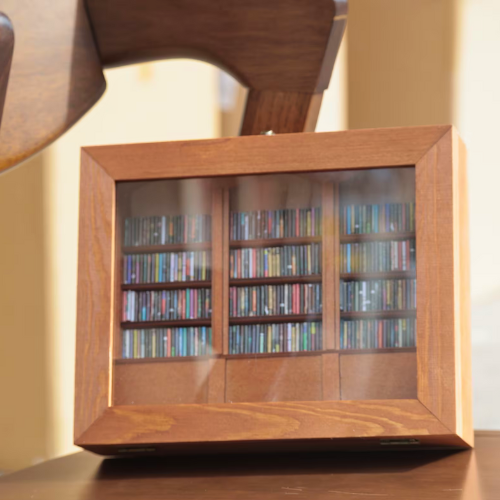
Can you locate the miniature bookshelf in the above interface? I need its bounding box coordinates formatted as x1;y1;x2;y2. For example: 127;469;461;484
75;126;472;453
113;169;419;406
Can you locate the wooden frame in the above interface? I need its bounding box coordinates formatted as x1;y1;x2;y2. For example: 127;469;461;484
75;125;472;454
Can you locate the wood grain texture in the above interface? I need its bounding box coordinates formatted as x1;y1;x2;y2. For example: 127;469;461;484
321;352;340;400
225;356;323;403
87;0;345;93
415;129;459;437
240;91;323;135
83;126;452;181
340;352;417;401
113;360;210;406
207;358;226;404
76;399;450;447
0;13;14;130
74;151;115;440
3;432;497;500
0;0;105;171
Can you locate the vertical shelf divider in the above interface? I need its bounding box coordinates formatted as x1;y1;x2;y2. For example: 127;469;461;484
332;182;341;349
321;181;340;400
222;187;230;356
322;181;336;349
208;183;227;403
112;191;125;363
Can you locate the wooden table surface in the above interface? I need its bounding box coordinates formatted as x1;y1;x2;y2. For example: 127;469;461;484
0;431;498;499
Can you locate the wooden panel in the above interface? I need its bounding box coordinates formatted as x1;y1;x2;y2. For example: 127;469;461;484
113;360;210;406
0;13;14;130
322;352;340;400
75;399;450;446
74;151;114;440
207;358;226;404
226;356;323;403
322;182;335;349
87;0;345;93
84;126;452;182
0;0;105;171
453;129;473;446
415;130;457;433
340;352;417;401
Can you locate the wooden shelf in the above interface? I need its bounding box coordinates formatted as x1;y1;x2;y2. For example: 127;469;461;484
115;355;218;365
121;319;212;329
230;275;322;287
114;347;416;365
224;350;325;360
340;271;416;280
122;280;211;291
229;314;322;325
340;310;417;320
340;232;415;243
340;347;416;355
229;236;322;249
123;241;211;254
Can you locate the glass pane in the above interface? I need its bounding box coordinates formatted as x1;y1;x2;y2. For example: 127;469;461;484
112;168;417;406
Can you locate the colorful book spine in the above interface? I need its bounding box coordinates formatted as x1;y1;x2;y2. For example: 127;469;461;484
124;214;212;246
340;239;416;273
339;279;416;312
122;327;212;358
122;289;211;322
229;284;322;317
122;250;211;284
230;207;321;240
229;322;322;354
339;318;416;349
341;202;415;235
229;244;321;279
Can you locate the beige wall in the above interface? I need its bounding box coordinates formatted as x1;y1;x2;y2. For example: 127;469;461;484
0;155;49;472
348;0;457;129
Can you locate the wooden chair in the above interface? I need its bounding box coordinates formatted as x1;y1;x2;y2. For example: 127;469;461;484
0;0;347;172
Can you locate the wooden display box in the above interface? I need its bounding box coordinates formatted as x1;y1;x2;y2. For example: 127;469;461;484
75;125;472;455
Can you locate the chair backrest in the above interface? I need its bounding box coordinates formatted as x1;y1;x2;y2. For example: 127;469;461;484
0;0;347;172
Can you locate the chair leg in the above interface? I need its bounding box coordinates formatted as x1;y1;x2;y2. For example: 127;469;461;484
240;90;324;135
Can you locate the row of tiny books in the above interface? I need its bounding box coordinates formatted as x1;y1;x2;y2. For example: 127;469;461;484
339;279;417;313
229;322;322;355
229;244;322;279
341;202;415;235
122;327;212;359
123;251;211;284
122;289;211;323
340;318;416;350
230;207;321;241
340;239;416;273
124;214;211;247
229;283;321;318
